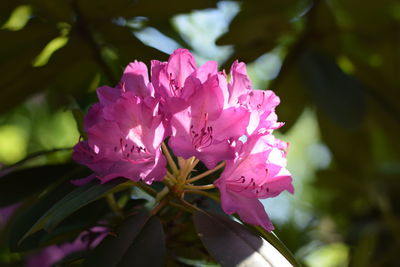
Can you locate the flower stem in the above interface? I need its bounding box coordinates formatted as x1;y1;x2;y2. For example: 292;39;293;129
105;193;124;217
187;161;226;183
150;198;168;216
156;186;170;202
162;142;179;175
166;171;177;183
128;181;157;197
181;156;197;179
185;189;220;203
180;195;202;212
189;158;200;171
184;184;215;190
169;201;194;212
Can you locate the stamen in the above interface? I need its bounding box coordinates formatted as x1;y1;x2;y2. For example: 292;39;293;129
190;114;213;150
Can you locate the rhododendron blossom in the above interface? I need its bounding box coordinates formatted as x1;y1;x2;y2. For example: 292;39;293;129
73;48;293;232
215;134;294;231
73;80;167;184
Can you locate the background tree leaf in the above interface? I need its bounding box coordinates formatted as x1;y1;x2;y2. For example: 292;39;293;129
299;50;366;129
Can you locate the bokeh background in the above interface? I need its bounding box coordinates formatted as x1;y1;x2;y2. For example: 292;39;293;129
0;0;399;266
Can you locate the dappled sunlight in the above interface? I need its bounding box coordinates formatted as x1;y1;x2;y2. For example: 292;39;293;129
0;125;27;165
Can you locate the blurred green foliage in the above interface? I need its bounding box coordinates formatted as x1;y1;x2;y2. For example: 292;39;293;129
0;0;399;266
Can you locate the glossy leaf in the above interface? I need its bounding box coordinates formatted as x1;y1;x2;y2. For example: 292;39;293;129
20;178;126;242
117;215;165;267
0;163;76;207
8;181;76;251
84;210;165;267
193;211;293;267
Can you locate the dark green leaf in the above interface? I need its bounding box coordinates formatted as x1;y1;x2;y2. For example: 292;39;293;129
118;215;165;267
8;181;76;251
193;211;293;267
0;163;76;207
99;23;167;67
38;199;109;246
273;60;309;133
0;19;58;83
300;50;366;129
218;0;303;65
317;110;372;170
20;178;126;242
122;0;218;22
30;0;73;22
43;179;126;231
84;210;165;267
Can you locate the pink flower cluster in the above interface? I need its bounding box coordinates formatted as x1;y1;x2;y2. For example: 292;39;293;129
73;49;293;231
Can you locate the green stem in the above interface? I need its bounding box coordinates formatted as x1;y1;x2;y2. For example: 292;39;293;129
185;189;220;203
162;142;179;175
187;161;225;183
105;193;124;217
169;201;194;213
155;186;170;202
184;184;215;190
150;198;168;215
180;196;202;212
180;156;197;180
128;181;157;197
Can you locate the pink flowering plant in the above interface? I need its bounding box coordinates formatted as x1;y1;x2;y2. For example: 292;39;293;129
3;49;296;266
74;49;293;229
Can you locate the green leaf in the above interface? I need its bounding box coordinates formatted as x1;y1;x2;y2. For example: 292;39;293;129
0;31;96;114
218;0;302;65
117;215;165;267
99;23;167;67
20;178;126;242
193;211;294;267
0;1;24;26
299;50;366;129
273;60;309;133
128;0;217;22
0;19;58;83
84;210;165;267
8;181;76;251
0;163;76;208
30;0;73;22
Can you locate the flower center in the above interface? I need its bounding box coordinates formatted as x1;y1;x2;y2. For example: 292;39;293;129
169;73;182;96
114;137;148;160
190;113;213;150
228;173;270;197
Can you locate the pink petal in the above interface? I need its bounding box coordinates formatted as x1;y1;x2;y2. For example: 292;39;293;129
227;61;252;105
215;178;274;232
121;60;153;97
190;74;224;121
194;60;218;83
194;140;234;169
150;60;169;99
84;103;104;131
97;86;120;106
212;107;250;140
167;48;197;89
